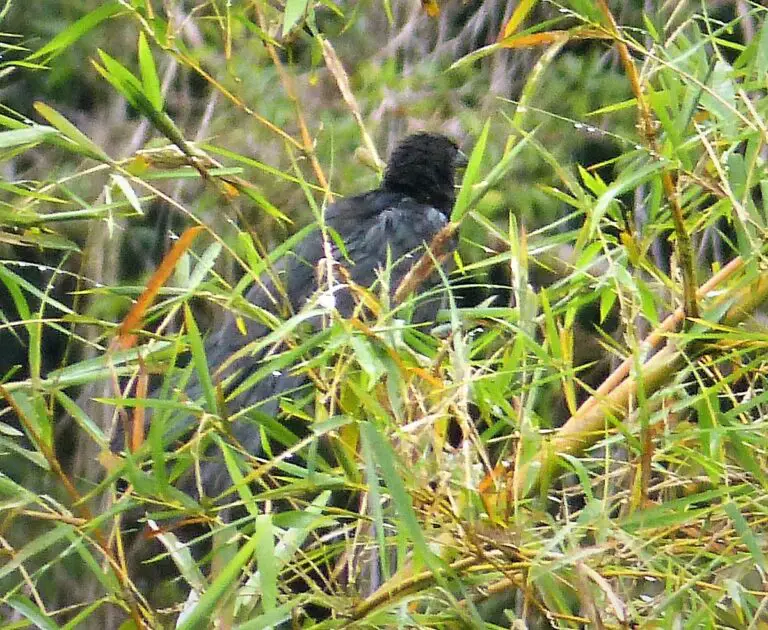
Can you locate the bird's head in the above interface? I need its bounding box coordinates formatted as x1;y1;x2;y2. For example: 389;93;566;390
382;132;467;215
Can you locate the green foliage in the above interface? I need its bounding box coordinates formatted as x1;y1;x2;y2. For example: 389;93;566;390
2;1;768;629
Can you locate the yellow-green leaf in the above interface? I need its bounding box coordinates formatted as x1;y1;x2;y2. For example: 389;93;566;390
138;31;163;111
33;102;110;162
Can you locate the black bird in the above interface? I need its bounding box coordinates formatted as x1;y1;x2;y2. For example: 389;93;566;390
112;131;467;498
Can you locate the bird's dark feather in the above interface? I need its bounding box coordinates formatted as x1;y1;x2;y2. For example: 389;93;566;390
111;132;464;498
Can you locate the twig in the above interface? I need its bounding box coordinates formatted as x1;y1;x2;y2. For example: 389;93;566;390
595;0;699;322
0;384;151;629
254;4;332;200
510;266;768;499
394;222;459;304
320;36;384;171
349;555;480;620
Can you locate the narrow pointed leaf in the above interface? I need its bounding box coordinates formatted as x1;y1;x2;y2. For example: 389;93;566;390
138;31;163;111
33;102;110;162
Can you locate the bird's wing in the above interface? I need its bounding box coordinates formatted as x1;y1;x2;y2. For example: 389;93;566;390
201;231;321;385
112;193;452;474
334;192;450;316
195;194;452;497
201;193;449;420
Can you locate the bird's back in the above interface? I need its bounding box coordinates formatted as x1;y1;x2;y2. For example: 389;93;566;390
189;189;452;495
112;187;452;494
112;131;463;503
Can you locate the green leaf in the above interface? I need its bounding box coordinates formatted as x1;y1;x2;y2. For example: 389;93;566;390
0;125;58;149
6;595;61;630
189;241;223;288
757;18;768;79
0;229;81;251
0;263;32;328
93;49;144;110
539;289;560;362
60;601;108;630
620;485;749;532
0;264;73;319
253;514;277;611
40;342;175;391
360;422;434;569
0;180;66;204
0;434;48;468
500;0;539;39
590;159;662;236
724;501;767;572
234;602;296;630
138;31;163;111
148;519;207;592
2;197;150;226
235;492;332;618
587;97;638;117
451;118;489;221
448;43;501;73
361;418;390;579
642;12;660;43
283;0;309;36
176;531;261;630
599;287;617;325
360;423;485;624
349;334;385;387
33;102;110;162
55;391;107;448
700;59;738;137
0;524;74;582
636;277;659;326
111;174;143;215
239;185;290;223
66;529;121;595
27;1;123;61
184;304;217;413
567;0;602;22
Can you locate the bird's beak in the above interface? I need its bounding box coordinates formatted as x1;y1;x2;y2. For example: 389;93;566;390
454;149;469;169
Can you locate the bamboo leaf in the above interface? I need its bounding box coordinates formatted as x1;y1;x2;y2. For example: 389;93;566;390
6;595;61;630
500;0;538;40
138;31;163;111
451;118;489;222
33;102;110;162
0;125;58;149
176;531;261;630
27;2;123;61
282;0;309;36
110;173;143;215
724;501;767;573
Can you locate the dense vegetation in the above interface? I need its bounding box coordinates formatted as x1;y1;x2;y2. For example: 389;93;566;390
2;1;768;628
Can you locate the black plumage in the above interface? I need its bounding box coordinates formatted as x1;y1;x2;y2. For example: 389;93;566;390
112;131;466;498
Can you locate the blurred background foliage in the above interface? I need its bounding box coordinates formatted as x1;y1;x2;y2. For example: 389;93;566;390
2;0;768;628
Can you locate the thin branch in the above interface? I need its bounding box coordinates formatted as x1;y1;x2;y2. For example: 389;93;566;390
254;4;332;201
394;221;459;304
510;267;768;500
0;384;151;629
595;0;699;322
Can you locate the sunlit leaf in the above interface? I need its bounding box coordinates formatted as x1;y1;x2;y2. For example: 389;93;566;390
138;31;163;111
421;0;440;18
33;102;110;162
499;27;610;49
500;0;538;40
283;0;309;36
27;1;123;61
